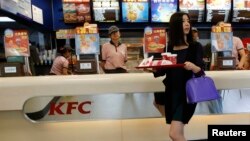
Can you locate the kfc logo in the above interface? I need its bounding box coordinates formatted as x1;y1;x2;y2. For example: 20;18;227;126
49;101;91;115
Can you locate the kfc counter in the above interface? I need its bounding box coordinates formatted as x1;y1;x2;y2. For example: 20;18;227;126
0;71;250;141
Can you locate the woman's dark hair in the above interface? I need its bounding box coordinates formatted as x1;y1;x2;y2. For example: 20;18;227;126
168;12;193;48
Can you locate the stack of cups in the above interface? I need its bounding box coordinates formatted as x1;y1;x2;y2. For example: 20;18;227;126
161;52;177;64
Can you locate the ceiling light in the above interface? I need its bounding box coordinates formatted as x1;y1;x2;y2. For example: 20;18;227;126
0;17;15;22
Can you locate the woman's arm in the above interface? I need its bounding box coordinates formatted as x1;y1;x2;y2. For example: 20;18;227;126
184;42;205;76
195;42;205;69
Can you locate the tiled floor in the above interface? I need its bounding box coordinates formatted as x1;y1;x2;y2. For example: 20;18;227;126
1;110;250;141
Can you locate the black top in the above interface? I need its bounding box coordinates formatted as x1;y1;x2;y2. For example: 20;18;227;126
153;42;204;124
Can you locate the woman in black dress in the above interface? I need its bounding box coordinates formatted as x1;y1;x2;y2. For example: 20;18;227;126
153;12;204;141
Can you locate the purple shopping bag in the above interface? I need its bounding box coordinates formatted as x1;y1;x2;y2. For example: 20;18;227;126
186;75;221;104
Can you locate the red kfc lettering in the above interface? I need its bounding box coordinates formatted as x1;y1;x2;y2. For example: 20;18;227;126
66;102;78;114
78;101;91;114
49;102;64;115
49;101;91;115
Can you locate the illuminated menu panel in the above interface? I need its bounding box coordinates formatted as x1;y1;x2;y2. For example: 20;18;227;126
122;0;149;22
62;0;91;23
206;0;231;23
63;0;90;2
151;0;177;23
232;0;250;22
1;0;32;19
179;0;205;22
93;0;119;22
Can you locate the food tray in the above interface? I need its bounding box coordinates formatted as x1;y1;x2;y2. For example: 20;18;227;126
135;64;185;69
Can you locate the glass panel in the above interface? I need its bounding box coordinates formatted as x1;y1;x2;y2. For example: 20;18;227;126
195;89;250;115
23;89;250;122
23;93;162;122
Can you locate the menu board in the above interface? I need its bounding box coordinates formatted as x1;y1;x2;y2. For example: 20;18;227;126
206;0;231;23
93;0;119;22
56;29;76;39
1;0;32;19
151;0;177;23
4;29;30;57
122;0;149;22
232;0;250;22
62;0;91;23
75;27;100;55
144;27;166;53
179;0;205;22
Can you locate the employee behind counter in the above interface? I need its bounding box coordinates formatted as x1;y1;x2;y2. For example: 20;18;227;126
101;25;128;73
50;46;73;75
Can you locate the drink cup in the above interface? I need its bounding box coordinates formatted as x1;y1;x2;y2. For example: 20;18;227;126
161;52;171;60
169;54;177;64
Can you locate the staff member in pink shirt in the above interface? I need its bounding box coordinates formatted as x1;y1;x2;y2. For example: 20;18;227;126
232;36;247;69
217;21;247;69
101;25;128;73
50;46;72;75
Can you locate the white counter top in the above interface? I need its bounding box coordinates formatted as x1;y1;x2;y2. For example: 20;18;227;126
1;70;250;111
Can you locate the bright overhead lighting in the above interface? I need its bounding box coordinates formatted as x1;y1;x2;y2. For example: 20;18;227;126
0;17;15;22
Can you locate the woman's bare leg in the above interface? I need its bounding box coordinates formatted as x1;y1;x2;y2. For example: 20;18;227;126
153;101;165;116
169;120;186;141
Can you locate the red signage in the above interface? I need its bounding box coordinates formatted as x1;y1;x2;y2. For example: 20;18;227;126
49;101;91;115
4;29;30;57
144;27;166;53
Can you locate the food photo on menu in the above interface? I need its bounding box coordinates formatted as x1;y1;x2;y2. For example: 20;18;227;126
206;0;231;22
76;3;91;22
63;3;77;23
179;0;204;8
232;0;250;22
151;0;177;23
63;1;91;23
122;0;149;22
179;0;205;22
93;0;120;22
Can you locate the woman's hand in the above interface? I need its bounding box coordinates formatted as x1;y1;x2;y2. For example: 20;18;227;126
184;61;201;73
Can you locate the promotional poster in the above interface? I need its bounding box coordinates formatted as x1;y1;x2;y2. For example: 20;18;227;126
144;27;166;53
211;32;233;52
4;29;30;57
75;33;100;55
